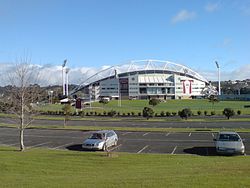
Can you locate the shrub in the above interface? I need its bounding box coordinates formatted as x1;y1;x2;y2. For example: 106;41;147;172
160;111;165;117
223;108;235;119
172;112;177;116
108;110;117;117
79;111;85;117
166;112;171;117
131;112;135;116
155;113;158;117
211;111;215;116
237;110;241;115
142;107;154;120
122;113;126;116
138;112;141;116
204;110;208;116
117;112;120;116
197;110;202;116
178;108;192;120
127;112;131;116
103;111;107;116
149;98;160;107
86;112;89;116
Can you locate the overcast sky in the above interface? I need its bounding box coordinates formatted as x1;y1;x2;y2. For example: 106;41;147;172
0;0;250;86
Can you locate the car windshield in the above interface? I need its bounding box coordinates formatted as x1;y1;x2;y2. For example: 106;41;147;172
218;134;240;141
90;133;103;139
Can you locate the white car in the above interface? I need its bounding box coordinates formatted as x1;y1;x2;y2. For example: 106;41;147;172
213;131;245;155
82;130;118;151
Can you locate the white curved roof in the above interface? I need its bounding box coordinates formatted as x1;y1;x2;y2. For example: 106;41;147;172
72;59;208;93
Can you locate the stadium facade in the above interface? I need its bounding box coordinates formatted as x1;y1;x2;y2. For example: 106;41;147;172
74;60;209;100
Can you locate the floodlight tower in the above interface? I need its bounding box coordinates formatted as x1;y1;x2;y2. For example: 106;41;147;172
115;69;121;107
215;61;221;95
65;68;70;96
62;59;67;96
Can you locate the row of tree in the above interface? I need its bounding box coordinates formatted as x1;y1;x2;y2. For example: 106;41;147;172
142;107;237;120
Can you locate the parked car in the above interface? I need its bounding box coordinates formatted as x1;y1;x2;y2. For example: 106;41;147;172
82;130;118;151
213;131;245;155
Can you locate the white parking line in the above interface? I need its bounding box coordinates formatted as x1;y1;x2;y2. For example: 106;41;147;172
143;132;150;136
122;132;131;136
137;145;149;154
52;142;74;150
165;132;170;136
171;146;177;154
28;142;50;149
109;144;122;152
188;133;192;137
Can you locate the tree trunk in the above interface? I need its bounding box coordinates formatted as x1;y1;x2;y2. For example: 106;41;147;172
20;128;25;151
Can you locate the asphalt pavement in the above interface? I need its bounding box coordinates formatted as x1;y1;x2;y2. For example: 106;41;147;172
0;127;249;155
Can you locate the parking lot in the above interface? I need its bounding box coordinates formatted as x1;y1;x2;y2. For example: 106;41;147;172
0;127;249;155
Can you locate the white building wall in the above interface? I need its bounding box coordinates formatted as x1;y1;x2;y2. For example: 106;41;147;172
128;74;139;97
99;78;119;97
174;74;205;99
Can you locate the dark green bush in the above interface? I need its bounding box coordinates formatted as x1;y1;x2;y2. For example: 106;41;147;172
204;111;208;116
172;112;177;116
166;112;171;116
237;110;241;115
160;111;165;117
211;111;215;116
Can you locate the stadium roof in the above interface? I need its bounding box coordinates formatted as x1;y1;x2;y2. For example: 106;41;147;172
71;59;208;94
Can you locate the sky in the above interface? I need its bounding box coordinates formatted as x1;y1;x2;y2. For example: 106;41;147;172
0;0;250;86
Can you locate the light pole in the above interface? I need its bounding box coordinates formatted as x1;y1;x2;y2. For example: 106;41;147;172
48;90;54;104
89;84;92;108
65;68;70;96
62;59;67;96
215;61;221;95
115;69;121;107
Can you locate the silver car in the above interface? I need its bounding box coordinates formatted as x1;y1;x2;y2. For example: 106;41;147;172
213;131;245;155
82;130;118;151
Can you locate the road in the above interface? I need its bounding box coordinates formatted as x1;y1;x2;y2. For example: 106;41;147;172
1;116;250;129
0;127;249;155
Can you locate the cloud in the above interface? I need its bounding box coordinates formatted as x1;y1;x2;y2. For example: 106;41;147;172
216;38;232;49
205;2;219;12
171;10;196;24
200;64;250;81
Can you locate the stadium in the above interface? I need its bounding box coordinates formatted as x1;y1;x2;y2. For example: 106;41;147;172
73;60;209;100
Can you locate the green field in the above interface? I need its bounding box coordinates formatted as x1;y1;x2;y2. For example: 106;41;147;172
0;146;249;188
39;99;250;115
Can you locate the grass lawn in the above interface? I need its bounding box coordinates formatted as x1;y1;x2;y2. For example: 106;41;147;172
0;146;249;188
38;100;250;115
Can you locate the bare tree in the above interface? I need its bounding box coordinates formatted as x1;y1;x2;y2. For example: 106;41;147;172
5;58;41;151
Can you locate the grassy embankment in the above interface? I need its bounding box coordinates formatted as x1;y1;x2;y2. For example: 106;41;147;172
0;146;249;188
39;99;250;115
